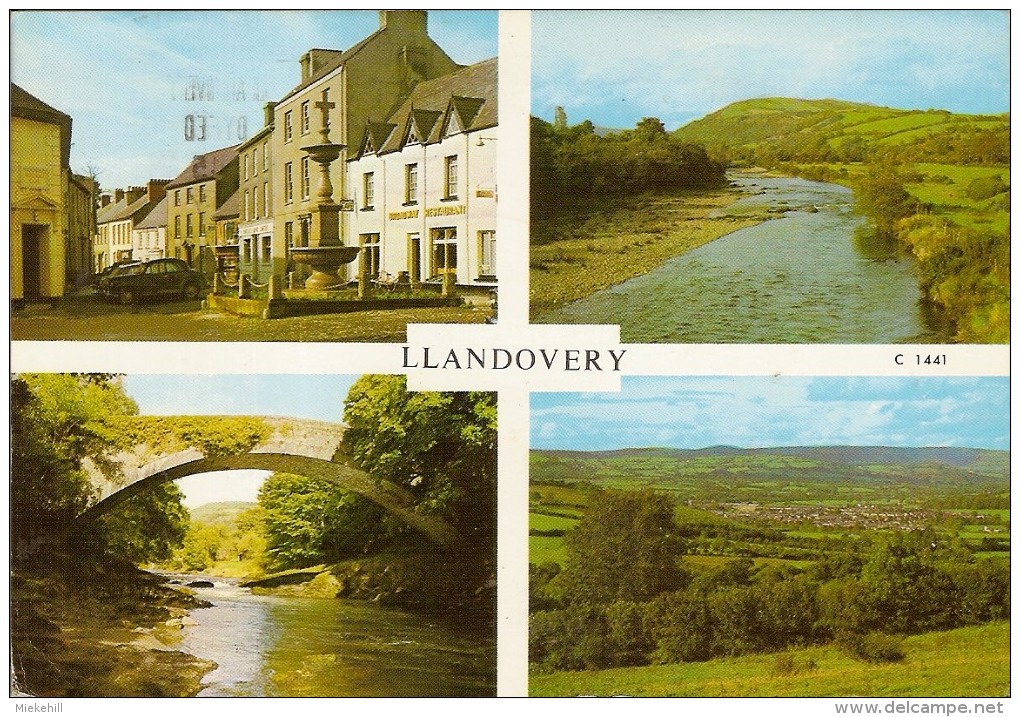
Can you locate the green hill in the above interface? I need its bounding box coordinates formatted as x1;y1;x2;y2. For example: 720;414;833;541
189;501;256;525
673;97;1008;166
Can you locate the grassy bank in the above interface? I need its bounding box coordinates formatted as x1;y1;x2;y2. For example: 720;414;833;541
530;188;761;318
530;621;1009;697
11;559;215;696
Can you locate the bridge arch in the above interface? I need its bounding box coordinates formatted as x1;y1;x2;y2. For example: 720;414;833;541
77;415;462;547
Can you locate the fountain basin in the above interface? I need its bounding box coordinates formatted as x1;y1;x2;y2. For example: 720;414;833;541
291;245;360;290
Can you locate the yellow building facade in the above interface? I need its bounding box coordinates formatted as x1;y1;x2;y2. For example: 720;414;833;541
271;10;459;274
11;84;72;300
166;145;239;276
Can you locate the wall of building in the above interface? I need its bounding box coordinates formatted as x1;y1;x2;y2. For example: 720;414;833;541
271;12;459;267
132;226;165;261
66;176;96;289
238;131;277;278
348;126;497;287
168;178;222;275
11;116;66;299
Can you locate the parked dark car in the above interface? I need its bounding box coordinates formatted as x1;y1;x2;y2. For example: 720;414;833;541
99;258;205;303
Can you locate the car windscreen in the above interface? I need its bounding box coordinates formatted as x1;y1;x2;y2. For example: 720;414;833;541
115;265;145;276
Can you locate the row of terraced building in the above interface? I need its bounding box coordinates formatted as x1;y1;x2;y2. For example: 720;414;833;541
94;10;498;294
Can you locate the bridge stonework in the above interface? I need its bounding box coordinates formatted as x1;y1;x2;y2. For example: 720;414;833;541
79;415;462;547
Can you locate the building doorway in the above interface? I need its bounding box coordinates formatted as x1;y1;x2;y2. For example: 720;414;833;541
408;232;422;283
21;224;48;299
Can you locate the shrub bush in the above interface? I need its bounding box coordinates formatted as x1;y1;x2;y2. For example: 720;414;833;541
839;631;906;663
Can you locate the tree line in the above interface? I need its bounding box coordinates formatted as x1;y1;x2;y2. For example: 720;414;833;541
530;489;1009;672
531;112;727;219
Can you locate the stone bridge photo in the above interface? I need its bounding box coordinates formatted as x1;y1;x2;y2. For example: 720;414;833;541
79;414;461;546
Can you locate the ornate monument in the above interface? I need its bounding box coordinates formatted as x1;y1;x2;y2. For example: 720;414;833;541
290;90;359;290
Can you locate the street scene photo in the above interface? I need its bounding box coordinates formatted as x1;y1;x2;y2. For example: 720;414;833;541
529;377;1009;696
12;11;498;341
530;11;1009;343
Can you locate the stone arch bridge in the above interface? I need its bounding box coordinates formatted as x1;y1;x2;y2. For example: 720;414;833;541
78;415;462;547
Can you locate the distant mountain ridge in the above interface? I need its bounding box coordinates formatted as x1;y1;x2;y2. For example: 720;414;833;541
535;445;1007;472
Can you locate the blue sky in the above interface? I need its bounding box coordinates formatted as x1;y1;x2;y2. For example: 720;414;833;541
11;10;497;189
532;10;1010;130
531;377;1010;452
123;374;359;507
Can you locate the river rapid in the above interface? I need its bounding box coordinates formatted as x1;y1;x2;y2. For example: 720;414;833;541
165;575;495;697
540;174;948;343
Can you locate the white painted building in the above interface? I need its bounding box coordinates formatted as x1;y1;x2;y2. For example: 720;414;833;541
131;195;167;261
346;57;497;289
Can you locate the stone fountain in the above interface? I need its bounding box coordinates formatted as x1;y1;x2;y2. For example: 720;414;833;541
290;89;359;290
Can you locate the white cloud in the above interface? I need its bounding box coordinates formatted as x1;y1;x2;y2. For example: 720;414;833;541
533;10;1008;125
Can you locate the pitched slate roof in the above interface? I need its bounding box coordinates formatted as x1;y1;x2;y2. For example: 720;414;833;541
134;196;167;230
97;193;161;226
11;83;72;167
361;121;398;154
167;144;239;189
213;188;239;220
375;57;496;156
237;123;273;152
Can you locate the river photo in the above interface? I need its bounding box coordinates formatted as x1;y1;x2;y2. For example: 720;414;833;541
10;375;497;698
170;577;494;697
540;175;949;344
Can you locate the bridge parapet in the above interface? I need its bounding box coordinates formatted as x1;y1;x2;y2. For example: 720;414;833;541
76;415;464;547
250;417;345;461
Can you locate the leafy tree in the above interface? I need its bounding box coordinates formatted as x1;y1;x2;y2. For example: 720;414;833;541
633;117;667;141
94;484;189;564
11;374;190;565
530;115;726;218
258;472;385;569
560;489;685;604
553;106;567;131
857;530;960;633
853;163;916;235
341;376;497;543
645;589;714;663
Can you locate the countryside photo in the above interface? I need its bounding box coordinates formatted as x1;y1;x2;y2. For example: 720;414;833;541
11;373;496;696
530;10;1009;343
528;377;1009;696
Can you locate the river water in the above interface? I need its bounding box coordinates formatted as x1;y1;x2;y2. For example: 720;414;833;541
539;175;946;343
170;577;495;697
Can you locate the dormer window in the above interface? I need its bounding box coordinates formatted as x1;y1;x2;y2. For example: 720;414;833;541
444;112;461;138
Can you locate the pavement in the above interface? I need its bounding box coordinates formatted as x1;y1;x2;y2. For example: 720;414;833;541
11;296;493;342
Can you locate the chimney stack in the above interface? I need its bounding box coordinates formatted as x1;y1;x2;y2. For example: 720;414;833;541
379;10;427;35
147;179;170;203
263;101;276;128
114;188;125;203
100;194;112;208
125;186;147;205
300;52;311;83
